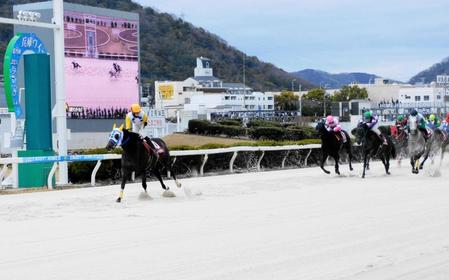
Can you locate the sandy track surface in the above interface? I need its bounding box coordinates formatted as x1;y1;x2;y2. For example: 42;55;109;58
1;161;448;280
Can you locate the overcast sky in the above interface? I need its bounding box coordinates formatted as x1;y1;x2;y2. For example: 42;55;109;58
135;0;449;82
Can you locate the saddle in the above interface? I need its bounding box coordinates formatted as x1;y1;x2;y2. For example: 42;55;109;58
424;128;433;140
143;138;164;155
333;131;347;143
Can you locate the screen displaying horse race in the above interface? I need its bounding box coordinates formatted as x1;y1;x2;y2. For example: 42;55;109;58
64;10;139;118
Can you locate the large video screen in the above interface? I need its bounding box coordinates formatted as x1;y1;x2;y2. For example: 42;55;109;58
64;10;139;118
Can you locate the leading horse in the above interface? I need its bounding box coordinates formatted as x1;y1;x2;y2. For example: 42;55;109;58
407;115;429;174
106;125;181;202
352;123;396;178
315;121;353;175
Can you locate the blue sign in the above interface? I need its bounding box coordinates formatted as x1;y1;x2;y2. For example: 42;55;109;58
3;33;48;117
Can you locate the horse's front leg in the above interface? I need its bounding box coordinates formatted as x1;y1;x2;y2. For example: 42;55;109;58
362;154;368;178
117;169;131;203
320;151;330;174
419;153;429;170
381;151;390;175
333;154;340;175
411;156;419;174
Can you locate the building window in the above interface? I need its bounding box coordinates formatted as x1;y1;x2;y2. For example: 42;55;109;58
231;96;236;100
267;96;273;100
225;96;230;100
415;96;421;101
405;95;411;99
437;95;441;100
268;105;273;109
423;95;430;101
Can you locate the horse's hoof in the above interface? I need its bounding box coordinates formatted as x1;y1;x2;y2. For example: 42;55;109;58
116;197;122;203
386;171;391;175
350;167;354;171
419;165;424;170
336;171;340;175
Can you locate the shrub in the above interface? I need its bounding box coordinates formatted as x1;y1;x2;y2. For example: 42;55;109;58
221;125;246;137
188;119;210;134
247;120;282;128
248;127;285;141
217;119;242;126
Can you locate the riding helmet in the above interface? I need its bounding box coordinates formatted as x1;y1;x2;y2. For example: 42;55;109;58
131;103;141;113
397;115;404;121
429;114;436;121
363;111;372;119
410;109;418;116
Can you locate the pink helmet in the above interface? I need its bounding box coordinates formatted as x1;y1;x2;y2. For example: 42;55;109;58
326;115;334;124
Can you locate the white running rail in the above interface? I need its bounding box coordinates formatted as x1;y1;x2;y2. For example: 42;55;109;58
0;144;321;189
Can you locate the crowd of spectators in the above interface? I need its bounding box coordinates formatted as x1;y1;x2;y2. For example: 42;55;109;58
211;111;299;123
378;99;401;108
67;107;128;119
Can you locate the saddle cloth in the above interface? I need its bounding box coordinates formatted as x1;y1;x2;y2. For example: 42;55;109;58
143;139;164;154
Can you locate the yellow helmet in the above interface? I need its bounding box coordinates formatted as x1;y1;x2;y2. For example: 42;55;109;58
130;103;141;113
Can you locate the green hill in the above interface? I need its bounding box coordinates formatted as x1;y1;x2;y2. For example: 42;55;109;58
409;57;449;84
0;0;313;91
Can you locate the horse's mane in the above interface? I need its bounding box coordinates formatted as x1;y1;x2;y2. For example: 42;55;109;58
123;129;143;144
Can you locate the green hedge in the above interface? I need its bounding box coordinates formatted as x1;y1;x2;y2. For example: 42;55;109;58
188;119;319;141
217;119;242;126
247;120;282;128
248;127;285;141
68;148;121;184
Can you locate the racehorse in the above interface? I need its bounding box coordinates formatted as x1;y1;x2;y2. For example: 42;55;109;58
315;121;353;175
407;115;429;174
106;125;181;202
352;123;396;178
390;125;408;166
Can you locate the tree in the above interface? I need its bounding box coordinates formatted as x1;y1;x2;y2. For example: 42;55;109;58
332;85;368;101
274;91;299;110
301;88;332;117
303;88;326;100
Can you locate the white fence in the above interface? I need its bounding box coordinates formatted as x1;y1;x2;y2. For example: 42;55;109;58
0;144;321;190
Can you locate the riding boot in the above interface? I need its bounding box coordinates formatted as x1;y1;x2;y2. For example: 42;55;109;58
340;131;347;143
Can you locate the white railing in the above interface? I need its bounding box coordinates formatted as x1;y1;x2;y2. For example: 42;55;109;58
0;144;321;189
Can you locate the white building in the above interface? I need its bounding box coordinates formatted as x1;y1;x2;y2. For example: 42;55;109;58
184;92;274;113
155;57;273;117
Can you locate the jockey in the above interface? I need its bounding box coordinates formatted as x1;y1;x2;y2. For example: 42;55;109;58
427;114;440;131
359;110;388;145
392;114;408;138
439;112;449;133
324;115;347;143
125;104;161;155
409;109;431;139
125;103;148;133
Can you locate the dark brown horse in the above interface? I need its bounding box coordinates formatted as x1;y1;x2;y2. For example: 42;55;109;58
106;126;181;202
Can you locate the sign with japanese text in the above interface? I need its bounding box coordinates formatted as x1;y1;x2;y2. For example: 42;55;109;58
3;33;47;117
158;84;174;100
